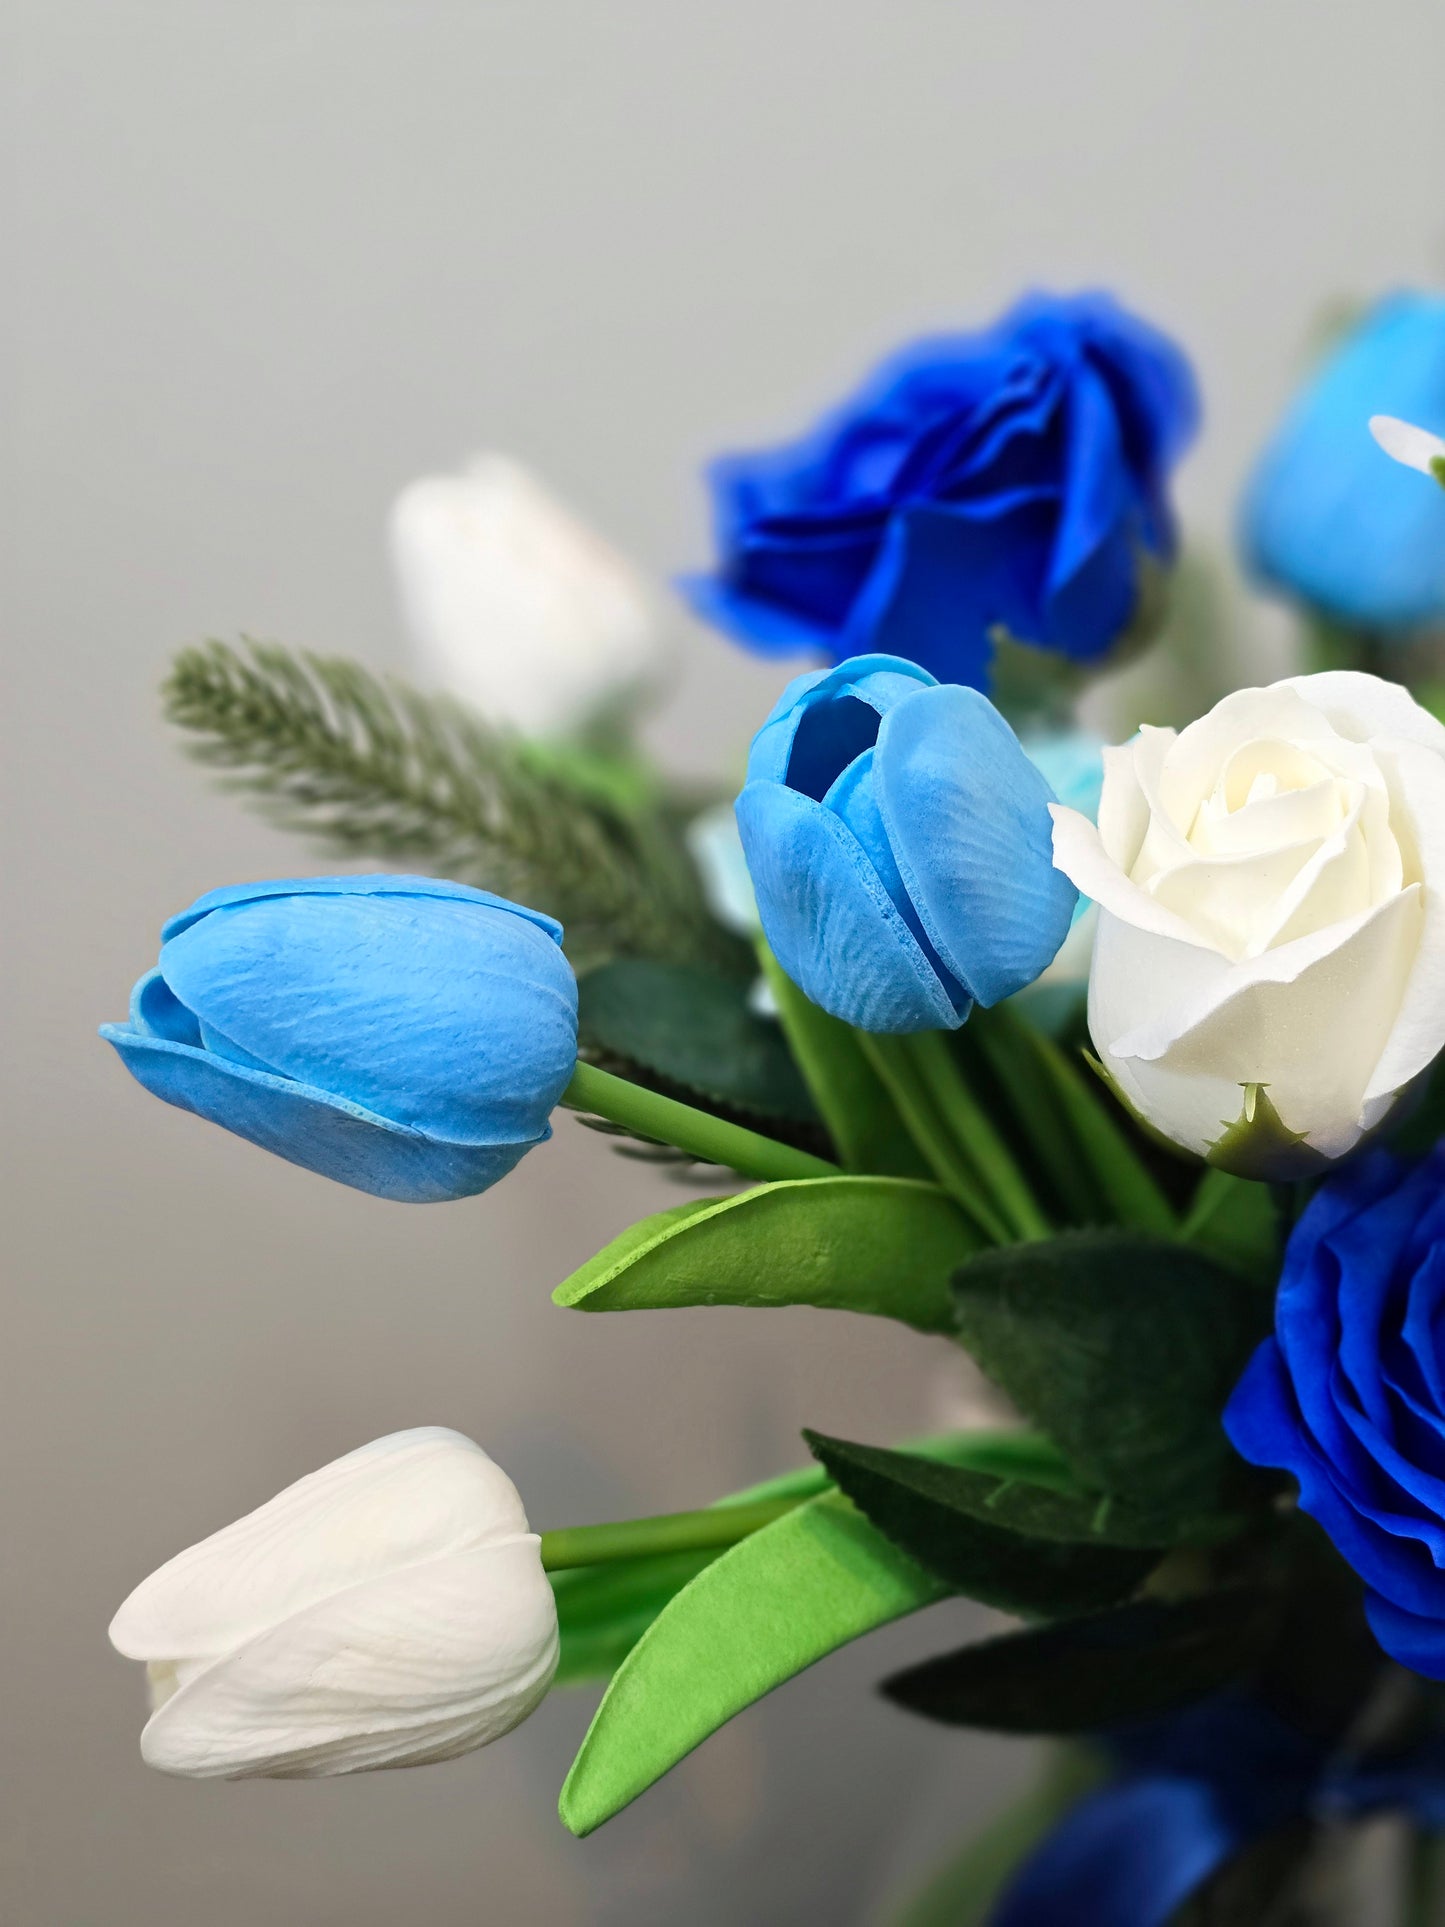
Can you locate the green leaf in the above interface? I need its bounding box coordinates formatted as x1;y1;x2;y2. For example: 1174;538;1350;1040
951;1231;1270;1513
577;958;817;1123
1180;1168;1280;1287
553;1551;718;1685
554;1176;979;1333
551;1432;1078;1689
971;1007;1177;1233
882;1590;1274;1733
757;943;928;1176
807;1435;1223;1550
804;1434;1155;1613
557;1491;947;1836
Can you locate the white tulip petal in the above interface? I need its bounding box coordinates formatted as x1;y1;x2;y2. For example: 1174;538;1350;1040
111;1429;529;1665
389;454;664;740
1370;414;1445;477
139;1539;558;1779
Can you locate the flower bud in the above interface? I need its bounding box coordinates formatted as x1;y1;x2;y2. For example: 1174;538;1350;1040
1242;293;1445;631
736;655;1076;1032
389;454;664;739
1051;674;1445;1175
110;1428;558;1778
101;875;578;1201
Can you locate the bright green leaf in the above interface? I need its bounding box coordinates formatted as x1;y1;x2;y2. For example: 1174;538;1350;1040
554;1176;979;1333
558;1491;946;1836
952;1231;1269;1513
804;1433;1155;1613
882;1589;1274;1733
578;958;817;1123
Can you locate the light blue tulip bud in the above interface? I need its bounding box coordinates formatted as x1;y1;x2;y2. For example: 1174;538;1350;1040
101;876;578;1202
735;655;1077;1032
1242;293;1445;631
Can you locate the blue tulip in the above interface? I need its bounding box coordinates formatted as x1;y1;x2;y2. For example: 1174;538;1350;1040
735;655;1077;1032
101;876;578;1202
1242;292;1445;631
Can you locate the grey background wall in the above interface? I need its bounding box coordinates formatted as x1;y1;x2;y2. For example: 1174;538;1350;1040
6;5;1445;1923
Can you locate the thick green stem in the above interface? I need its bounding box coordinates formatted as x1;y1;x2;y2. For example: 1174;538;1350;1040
903;1032;1052;1241
856;1034;1012;1244
539;1497;802;1572
563;1061;838;1182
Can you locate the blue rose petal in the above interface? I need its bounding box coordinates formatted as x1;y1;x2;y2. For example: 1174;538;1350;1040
685;290;1198;683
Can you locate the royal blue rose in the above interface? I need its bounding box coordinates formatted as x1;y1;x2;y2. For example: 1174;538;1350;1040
101;875;578;1203
683;291;1199;686
1225;1144;1445;1679
1242;292;1445;632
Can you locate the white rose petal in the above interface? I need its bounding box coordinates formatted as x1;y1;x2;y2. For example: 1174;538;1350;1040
1051;674;1445;1174
110;1428;558;1779
389;454;665;739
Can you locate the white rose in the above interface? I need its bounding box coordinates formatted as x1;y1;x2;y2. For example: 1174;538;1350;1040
1050;673;1445;1175
109;1428;558;1778
389;454;665;739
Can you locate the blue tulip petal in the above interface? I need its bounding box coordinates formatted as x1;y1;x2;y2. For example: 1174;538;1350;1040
744;654;936;788
735;779;959;1032
131;966;202;1046
101;1026;539;1204
823;750;970;1016
157;893;577;1146
162;872;562;945
1242;292;1445;631
873;685;1077;1005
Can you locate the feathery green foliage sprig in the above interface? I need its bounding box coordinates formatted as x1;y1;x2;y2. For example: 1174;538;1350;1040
164;640;744;975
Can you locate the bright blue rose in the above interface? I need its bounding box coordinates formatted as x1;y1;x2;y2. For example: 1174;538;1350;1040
1225;1144;1445;1679
683;292;1199;685
736;654;1077;1032
1242;292;1445;631
101;875;578;1203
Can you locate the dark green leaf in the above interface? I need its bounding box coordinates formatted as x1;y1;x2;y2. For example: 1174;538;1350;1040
951;1231;1270;1513
553;1550;718;1685
558;1491;947;1835
805;1433;1156;1615
883;1590;1275;1733
554;1176;979;1333
757;943;929;1175
578;958;817;1123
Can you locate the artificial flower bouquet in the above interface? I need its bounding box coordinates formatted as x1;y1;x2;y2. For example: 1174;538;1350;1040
102;290;1445;1924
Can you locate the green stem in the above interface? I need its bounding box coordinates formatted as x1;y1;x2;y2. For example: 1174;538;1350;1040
856;1033;1011;1241
562;1061;838;1182
1405;1829;1445;1927
903;1032;1052;1241
539;1497;802;1572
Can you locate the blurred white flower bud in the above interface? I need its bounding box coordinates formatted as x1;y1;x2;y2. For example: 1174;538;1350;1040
1370;413;1445;484
389;454;665;738
109;1428;558;1779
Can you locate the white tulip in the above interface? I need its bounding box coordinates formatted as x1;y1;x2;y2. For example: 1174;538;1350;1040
1050;674;1445;1175
1370;414;1445;484
110;1428;558;1779
389;454;665;739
